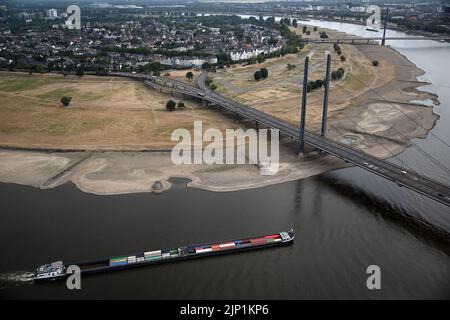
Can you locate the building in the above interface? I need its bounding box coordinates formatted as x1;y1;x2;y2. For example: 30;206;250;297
46;9;57;20
350;7;366;13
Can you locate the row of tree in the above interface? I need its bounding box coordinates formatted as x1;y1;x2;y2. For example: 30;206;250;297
331;67;345;80
205;77;217;91
165;100;186;111
306;67;345;93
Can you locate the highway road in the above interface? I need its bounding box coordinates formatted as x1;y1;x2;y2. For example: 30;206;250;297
109;71;450;207
303;37;450;44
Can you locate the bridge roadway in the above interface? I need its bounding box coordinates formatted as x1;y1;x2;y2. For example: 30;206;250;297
110;71;450;207
303;37;450;44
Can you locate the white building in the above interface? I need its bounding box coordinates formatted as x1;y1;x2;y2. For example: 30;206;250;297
350;7;366;13
46;9;57;19
230;45;282;62
160;56;218;67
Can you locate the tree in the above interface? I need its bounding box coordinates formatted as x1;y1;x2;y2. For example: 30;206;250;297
216;51;232;65
257;54;265;64
331;71;338;80
76;66;84;77
331;68;345;80
166;100;176;111
309;80;318;90
153;70;161;76
315;79;324;87
313;26;318;32
334;43;342;55
320;31;329;39
266;17;275;26
260;67;269;79
248;56;257;65
292;19;298;28
186;71;194;81
268;37;278;46
372;60;379;66
202;62;212;71
306;30;311;36
34;64;45;74
302;26;308;34
254;71;262;81
210;83;217;91
61;96;72;107
205;77;213;87
340;55;346;62
177;102;186;110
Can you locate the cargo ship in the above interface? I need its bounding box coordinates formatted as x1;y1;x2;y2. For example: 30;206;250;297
34;229;294;281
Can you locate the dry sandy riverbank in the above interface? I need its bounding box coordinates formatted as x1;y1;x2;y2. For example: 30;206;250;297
0;145;346;195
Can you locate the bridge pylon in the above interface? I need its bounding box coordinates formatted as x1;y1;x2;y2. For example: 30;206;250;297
321;54;331;136
298;56;309;156
382;6;389;46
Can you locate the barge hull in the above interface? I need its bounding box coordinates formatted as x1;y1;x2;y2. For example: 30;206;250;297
34;230;294;282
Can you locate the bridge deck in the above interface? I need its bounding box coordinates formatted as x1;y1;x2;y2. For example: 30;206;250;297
303;37;450;44
110;72;450;207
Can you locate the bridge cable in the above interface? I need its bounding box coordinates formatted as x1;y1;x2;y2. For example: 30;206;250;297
304;100;419;173
345;73;450;148
335;83;450;176
268;91;419;173
262;72;418;172
336;83;450;175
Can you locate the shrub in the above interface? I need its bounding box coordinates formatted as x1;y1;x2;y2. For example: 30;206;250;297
254;70;262;81
372;60;379;66
287;64;296;70
320;31;329;39
186;71;194;80
210;83;218;91
166;100;176;111
177;102;186;110
340;55;346;61
331;68;345;80
61;96;72;107
205;77;213;87
260;67;269;79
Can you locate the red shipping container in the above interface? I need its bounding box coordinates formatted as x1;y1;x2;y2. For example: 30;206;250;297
264;234;281;239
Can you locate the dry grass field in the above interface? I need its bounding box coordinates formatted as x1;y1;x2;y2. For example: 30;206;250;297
0;72;241;150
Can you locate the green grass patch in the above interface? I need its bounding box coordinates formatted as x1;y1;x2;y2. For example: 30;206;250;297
0;78;54;92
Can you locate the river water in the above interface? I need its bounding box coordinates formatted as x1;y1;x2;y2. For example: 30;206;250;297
0;20;449;300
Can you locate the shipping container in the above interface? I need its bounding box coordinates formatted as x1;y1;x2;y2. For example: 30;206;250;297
219;242;235;248
264;234;281;239
144;250;161;257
